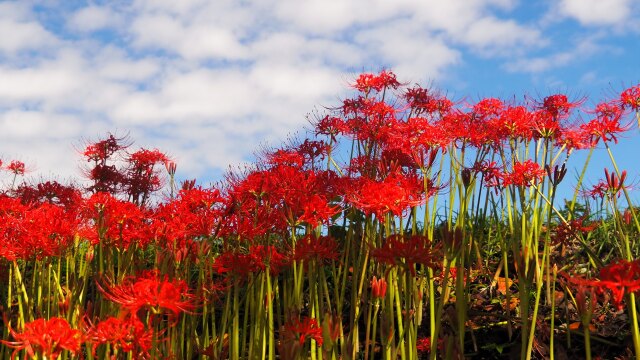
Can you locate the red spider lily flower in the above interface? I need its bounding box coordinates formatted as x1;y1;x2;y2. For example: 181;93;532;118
2;317;83;360
581;102;630;144
353;70;400;93
314;115;346;141
502;160;545;187
97;271;199;323
472;160;503;190
249;245;291;276
370;276;388;299
416;336;444;353
151;187;224;260
214;245;290;279
14;181;82;210
416;336;431;352
584;180;612;200
282;316;324;347
596;259;640;309
472;98;504;120
371;235;441;275
620;85;640;112
124;148;170;205
82;134;130;194
291;234;340;264
267;149;305;168
539;94;582;118
403;85;453;117
83;133;129;162
212;251;260;279
347;173;427;220
297;194;341;227
86;315;154;357
6;160;26;175
0;198;78;261
557;126;593;150
80;192;150;250
551;216;597;246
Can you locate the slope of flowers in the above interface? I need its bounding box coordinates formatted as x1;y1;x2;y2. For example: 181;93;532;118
0;72;639;359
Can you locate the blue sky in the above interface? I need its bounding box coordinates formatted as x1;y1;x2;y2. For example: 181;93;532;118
0;0;639;189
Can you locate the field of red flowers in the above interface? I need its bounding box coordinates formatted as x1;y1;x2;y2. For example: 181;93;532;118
1;71;640;359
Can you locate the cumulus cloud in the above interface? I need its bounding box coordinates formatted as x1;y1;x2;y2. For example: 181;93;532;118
555;0;633;26
67;6;124;32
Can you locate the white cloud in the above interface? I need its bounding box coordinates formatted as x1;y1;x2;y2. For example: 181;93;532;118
355;21;461;79
504;36;601;73
556;0;632;26
0;19;58;55
131;15;249;60
67;6;124;32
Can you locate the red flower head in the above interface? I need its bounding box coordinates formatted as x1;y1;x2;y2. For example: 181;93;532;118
539;94;582;118
597;259;640;309
2;317;82;360
371;235;441;275
81;192;149;250
282;316;324;347
292;234;340;264
86;315;154;356
97;271;199;323
6;160;26;175
502;160;545;187
620;85;640;112
353;70;400;93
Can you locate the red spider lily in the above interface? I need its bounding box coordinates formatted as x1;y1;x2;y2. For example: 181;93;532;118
583;169;628;200
82;134;130;194
80;192;150;250
551;216;597;246
371;235;441;275
249;245;291;276
97;271;199;323
2;317;83;360
471;98;504;120
124;148;169;205
473;160;503;190
314;115;346;141
151;187;224;259
557;126;593;150
297;194;341;227
564;260;640;311
214;245;290;279
282;316;324;347
539;94;582;119
5;160;26;175
620;85;640;111
0;198;78;261
502;160;545;187
581;102;630;144
492;105;535;141
404;85;448;116
83;133;129;162
353;70;401;93
291;234;340;264
416;336;431;352
370;276;388;299
86;315;154;357
13;181;82;210
346;172;426;220
596;259;640;309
